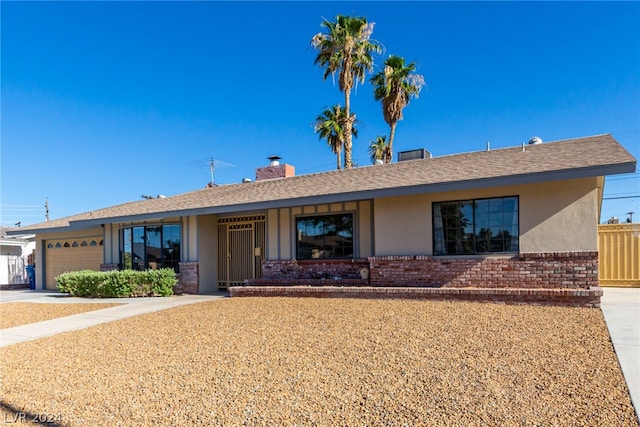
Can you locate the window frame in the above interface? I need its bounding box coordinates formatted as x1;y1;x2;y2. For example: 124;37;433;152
295;212;355;260
120;224;182;272
432;196;519;256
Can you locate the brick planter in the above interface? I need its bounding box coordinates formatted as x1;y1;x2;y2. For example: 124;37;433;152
176;262;199;294
260;259;370;281
241;252;601;306
368;252;598;289
229;285;603;307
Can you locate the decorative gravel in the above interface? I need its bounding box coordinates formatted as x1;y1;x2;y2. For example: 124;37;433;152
0;302;122;330
0;297;637;426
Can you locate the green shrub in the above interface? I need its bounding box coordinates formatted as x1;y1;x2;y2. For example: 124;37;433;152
56;269;177;298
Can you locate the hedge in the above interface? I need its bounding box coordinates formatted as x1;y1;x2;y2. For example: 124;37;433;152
56;269;177;298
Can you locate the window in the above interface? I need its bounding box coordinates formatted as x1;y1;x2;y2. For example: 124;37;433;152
120;224;181;272
296;214;353;260
433;196;519;255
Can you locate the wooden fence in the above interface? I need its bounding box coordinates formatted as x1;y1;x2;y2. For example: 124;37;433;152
598;223;640;287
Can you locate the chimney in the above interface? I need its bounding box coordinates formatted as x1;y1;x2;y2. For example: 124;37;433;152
256;156;295;181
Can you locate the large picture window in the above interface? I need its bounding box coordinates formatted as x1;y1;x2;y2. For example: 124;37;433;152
433;196;519;255
296;214;353;260
121;224;181;272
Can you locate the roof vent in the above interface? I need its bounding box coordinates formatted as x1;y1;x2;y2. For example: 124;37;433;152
398;149;432;162
267;155;282;166
528;136;543;145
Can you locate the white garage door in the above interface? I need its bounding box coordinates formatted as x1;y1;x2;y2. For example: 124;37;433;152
45;238;103;290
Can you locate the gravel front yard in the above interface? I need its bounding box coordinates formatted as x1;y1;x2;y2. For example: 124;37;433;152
0;297;637;426
0;302;122;330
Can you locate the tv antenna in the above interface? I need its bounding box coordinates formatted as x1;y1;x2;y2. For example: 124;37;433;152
187;157;234;186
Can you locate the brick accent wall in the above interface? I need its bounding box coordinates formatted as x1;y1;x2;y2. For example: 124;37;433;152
230;286;602;308
368;252;598;289
255;164;295;181
100;263;119;272
177;262;199;294
261;259;370;280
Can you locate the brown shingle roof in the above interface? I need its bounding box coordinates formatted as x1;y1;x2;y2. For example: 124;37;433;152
10;134;636;234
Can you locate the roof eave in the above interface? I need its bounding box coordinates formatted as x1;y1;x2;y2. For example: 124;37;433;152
68;161;635;228
5;223;99;236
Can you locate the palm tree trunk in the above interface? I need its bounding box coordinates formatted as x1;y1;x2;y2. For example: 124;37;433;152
386;122;397;163
343;88;353;169
336;145;342;170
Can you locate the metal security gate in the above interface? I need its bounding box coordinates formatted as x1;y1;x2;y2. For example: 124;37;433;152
217;215;265;289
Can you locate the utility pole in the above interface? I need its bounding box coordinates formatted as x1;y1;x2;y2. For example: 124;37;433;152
45;198;49;222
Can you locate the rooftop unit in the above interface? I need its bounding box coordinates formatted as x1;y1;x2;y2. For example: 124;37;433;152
397;149;432;162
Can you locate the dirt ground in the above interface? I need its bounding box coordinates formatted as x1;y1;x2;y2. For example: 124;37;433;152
0;297;637;426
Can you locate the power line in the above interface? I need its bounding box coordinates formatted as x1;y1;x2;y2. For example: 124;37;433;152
603;195;640;200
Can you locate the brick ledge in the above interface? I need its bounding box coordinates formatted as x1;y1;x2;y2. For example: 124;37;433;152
229;286;603;307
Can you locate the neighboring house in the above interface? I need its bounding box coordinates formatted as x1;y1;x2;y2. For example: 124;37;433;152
0;227;35;288
7;134;637;305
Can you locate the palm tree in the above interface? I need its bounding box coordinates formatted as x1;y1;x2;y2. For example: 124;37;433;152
314;105;357;170
311;15;382;169
372;55;425;163
368;135;391;164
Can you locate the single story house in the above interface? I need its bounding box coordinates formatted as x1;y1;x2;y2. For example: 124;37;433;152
7;134;637;306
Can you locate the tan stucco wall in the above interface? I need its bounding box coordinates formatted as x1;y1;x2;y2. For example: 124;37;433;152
373;177;600;256
266;200;373;260
519;178;599;252
196;214;218;293
104;223;118;264
184;215;198;262
374;195;431;256
358;200;373;258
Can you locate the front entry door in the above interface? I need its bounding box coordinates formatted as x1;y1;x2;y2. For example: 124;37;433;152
217;216;265;289
228;225;253;285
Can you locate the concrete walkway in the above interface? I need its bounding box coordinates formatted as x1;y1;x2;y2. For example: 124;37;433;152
600;287;640;421
1;288;638;419
0;290;227;347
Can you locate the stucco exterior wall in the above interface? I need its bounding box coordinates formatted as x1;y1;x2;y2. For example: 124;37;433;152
197;214;218;293
374;195;431;256
518;178;598;252
104;223;118;265
373;177;599;256
184;215;198;262
265;200;373;260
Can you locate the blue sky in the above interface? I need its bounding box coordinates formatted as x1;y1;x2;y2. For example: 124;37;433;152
2;1;639;227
